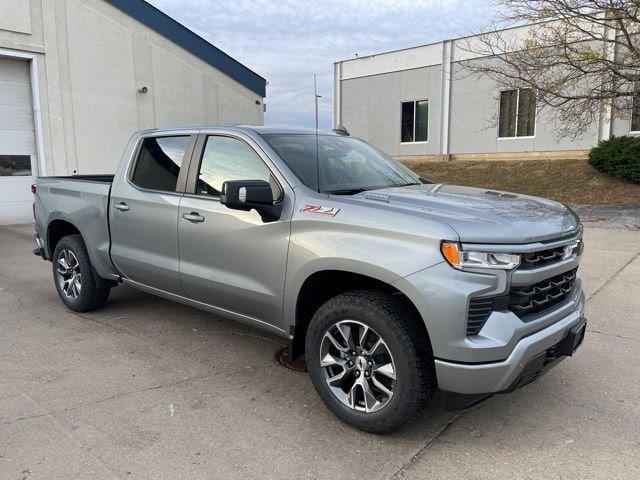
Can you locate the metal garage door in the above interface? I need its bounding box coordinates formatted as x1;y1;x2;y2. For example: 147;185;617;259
0;57;36;225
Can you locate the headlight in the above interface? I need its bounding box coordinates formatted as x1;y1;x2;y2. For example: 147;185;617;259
441;241;520;270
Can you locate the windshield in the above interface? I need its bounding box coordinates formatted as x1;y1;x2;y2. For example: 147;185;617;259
262;134;424;194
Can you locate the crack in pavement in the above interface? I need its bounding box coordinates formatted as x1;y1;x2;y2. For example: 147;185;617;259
586;328;640;343
1;372;220;426
389;411;467;479
586;250;640;302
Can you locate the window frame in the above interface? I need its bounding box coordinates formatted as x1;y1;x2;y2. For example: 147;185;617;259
127;134;196;195
497;88;537;140
400;99;429;144
184;133;284;203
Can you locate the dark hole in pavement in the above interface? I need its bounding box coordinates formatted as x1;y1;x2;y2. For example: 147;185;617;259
275;346;307;372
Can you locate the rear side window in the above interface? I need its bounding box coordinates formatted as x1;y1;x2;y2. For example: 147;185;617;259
130;136;189;191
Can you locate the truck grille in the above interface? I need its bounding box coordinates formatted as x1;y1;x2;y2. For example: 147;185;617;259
509;268;577;319
519;246;565;269
466;268;578;335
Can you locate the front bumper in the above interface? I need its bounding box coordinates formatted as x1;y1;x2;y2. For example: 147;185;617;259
439;312;586;410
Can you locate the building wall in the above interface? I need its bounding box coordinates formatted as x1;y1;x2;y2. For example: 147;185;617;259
0;0;264;178
447;59;598;155
335;30;637;159
341;65;442;156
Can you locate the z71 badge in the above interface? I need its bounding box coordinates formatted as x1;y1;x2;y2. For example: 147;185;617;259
300;204;341;217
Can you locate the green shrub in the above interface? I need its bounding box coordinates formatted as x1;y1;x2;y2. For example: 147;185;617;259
589;136;640;183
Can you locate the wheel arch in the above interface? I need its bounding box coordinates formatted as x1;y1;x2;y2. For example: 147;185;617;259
288;269;432;360
46;218;116;289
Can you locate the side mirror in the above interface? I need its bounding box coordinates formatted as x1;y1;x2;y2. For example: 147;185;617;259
220;180;282;222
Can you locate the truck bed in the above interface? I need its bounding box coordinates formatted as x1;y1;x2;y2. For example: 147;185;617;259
34;175;116;280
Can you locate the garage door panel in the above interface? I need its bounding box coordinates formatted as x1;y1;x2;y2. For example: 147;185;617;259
0;79;32;106
0;106;35;130
0;58;30;82
0;130;35;155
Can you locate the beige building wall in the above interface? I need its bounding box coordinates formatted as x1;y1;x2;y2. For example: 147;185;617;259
0;0;264;178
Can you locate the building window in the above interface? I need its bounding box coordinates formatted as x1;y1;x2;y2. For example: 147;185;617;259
498;88;536;138
632;84;640;132
130;136;189;192
401;100;428;143
0;155;31;176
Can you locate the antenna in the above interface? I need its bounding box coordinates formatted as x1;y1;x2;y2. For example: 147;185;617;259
314;74;322;193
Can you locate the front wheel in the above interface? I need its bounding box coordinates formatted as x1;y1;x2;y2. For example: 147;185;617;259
305;290;435;433
52;234;110;312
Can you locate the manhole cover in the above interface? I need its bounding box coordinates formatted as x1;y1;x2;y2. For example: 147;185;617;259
275;346;307;372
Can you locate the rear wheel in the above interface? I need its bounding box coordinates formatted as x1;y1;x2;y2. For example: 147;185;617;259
305;290;435;433
52;234;110;312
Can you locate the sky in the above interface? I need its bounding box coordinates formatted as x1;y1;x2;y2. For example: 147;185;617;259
147;0;499;129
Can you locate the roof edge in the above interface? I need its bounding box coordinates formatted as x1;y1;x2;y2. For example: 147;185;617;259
105;0;266;97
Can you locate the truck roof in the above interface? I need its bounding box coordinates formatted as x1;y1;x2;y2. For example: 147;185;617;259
134;125;343;136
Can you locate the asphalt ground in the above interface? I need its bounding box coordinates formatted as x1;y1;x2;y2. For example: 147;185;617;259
1;223;638;479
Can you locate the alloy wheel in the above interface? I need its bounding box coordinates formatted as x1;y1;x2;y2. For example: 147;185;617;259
56;249;82;299
320;320;396;413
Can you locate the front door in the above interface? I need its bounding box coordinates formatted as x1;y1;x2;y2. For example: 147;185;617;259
177;134;292;330
109;135;192;294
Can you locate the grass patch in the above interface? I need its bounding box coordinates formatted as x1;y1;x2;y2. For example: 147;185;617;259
402;159;640;205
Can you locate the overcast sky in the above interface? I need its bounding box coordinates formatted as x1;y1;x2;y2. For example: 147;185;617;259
147;0;498;129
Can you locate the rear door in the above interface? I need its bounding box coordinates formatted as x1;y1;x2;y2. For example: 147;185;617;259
109;134;195;294
177;133;293;330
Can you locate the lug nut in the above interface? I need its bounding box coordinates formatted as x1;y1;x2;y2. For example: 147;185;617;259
351;351;357;356
368;360;373;366
347;360;354;367
365;371;370;377
355;370;360;377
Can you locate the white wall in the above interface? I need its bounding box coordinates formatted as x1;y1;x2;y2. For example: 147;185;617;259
0;0;265;178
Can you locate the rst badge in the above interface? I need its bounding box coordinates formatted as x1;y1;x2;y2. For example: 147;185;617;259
300;204;341;217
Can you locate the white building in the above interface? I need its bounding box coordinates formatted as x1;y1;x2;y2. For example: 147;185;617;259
0;0;266;225
333;25;639;162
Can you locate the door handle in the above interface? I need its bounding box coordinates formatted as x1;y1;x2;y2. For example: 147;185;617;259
113;202;130;212
182;212;205;223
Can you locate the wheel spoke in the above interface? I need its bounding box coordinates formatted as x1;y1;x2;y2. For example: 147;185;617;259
58;257;69;273
321;352;345;368
373;362;396;380
347;382;359;409
325;331;348;353
371;376;393;397
336;323;353;350
361;378;380;412
358;325;370;348
363;337;382;355
326;368;347;387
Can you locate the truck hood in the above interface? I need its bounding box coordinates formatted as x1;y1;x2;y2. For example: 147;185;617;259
353;184;580;244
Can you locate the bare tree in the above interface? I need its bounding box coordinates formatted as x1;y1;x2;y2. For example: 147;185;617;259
461;1;640;138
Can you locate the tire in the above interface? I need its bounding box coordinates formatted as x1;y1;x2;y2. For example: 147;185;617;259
52;234;110;312
305;290;435;433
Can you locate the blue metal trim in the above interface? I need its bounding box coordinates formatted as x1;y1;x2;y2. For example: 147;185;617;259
104;0;266;97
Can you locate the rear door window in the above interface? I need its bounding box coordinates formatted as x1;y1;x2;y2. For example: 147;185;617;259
130;136;189;191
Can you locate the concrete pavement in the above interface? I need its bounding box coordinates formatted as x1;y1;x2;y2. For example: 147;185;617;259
0;224;638;479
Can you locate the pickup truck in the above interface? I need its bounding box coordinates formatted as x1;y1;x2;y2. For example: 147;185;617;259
33;126;586;433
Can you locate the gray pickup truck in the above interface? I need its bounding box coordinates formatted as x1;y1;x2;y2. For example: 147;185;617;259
33;126;586;432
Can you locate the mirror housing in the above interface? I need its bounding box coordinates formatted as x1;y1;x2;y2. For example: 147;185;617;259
220;180;282;222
